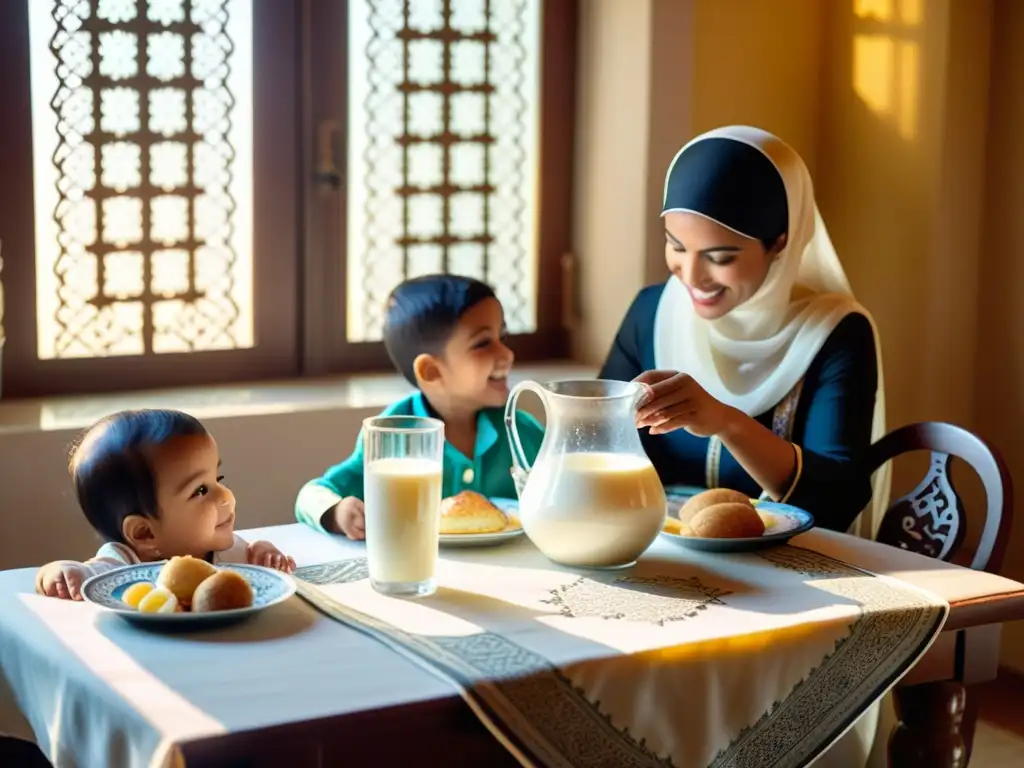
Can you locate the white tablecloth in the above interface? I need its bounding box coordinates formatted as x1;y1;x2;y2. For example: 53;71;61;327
1;525;1021;768
0;528;448;767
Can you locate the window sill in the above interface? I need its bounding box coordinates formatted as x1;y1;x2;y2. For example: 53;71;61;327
0;361;597;434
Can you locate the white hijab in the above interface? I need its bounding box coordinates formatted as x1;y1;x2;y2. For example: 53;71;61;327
653;126;888;539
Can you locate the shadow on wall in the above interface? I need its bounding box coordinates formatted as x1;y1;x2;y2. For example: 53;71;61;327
821;0;993;564
817;0;958;514
819;0;933;434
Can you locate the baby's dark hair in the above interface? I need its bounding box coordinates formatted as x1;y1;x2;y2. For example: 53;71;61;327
383;274;497;386
69;409;209;543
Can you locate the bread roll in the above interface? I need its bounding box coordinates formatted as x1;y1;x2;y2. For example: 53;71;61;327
440;491;509;534
157;555;217;606
191;570;254;613
678;489;752;524
690;502;766;539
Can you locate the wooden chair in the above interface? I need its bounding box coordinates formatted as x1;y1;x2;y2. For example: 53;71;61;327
866;422;1014;768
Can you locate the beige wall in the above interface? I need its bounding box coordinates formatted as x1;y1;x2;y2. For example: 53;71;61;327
571;0;654;362
690;0;825;176
816;0;991;433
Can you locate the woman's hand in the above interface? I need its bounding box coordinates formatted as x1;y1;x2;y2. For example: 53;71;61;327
634;370;739;438
246;541;296;573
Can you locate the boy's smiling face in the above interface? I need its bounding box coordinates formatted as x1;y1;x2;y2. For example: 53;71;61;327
417;297;515;411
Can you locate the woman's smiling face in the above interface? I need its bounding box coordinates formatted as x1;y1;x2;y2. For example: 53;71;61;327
663;211;785;320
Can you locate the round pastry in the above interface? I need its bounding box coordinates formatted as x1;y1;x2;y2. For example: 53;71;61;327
137;585;180;614
678;489;753;524
689;502;767;539
191;570;255;613
157;555;217;607
440;491;509;534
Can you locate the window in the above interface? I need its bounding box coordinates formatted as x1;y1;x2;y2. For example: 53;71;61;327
0;0;577;397
31;0;257;359
345;0;541;341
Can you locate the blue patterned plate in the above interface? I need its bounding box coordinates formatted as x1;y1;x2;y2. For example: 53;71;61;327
439;498;526;548
81;562;296;629
659;501;815;552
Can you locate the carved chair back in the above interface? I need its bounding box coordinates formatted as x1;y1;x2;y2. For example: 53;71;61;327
867;422;1013;573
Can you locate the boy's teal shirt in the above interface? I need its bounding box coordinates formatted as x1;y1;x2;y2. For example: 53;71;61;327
295;391;545;532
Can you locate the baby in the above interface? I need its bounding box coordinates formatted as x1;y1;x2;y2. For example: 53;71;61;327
36;409;294;600
296;274;545;539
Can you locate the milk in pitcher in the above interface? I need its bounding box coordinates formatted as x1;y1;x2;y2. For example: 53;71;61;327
520;452;667;568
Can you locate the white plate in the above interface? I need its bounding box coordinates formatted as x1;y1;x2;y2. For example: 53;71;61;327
439;498;526;548
81;561;296;629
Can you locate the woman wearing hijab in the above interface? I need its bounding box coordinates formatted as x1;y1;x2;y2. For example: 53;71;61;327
603;124;891;767
601;125;889;538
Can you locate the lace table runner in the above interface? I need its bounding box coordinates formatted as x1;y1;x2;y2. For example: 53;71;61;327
295;544;946;768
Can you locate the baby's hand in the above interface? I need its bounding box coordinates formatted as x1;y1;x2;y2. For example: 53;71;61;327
246;541;296;573
330;497;365;541
36;560;91;601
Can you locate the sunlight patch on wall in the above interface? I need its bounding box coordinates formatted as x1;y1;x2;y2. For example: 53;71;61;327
853;36;894;115
899;0;923;25
854;0;892;21
852;0;922;141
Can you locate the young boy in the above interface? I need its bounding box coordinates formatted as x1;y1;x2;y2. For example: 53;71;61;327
295;274;545;539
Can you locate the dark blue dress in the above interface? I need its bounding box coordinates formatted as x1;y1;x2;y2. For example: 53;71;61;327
600;284;878;532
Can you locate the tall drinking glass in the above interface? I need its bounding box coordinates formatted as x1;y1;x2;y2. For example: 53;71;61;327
363;416;444;597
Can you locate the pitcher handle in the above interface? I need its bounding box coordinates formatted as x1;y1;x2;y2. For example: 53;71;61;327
505;380;546;498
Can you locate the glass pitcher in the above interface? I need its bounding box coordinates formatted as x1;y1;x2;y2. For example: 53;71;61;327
505;379;667;568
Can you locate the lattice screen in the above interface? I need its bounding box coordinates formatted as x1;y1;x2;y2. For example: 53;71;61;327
346;0;541;342
29;0;254;359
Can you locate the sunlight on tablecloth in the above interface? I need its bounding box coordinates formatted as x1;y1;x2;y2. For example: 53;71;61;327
17;594;224;768
296;544;947;768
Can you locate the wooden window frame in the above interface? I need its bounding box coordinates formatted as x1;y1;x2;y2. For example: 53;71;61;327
298;0;577;377
0;0;577;398
0;0;302;398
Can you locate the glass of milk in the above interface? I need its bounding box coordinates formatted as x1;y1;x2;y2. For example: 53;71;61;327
363;415;444;597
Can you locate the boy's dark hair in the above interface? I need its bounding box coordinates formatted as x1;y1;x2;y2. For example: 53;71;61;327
70;409;208;543
383;274;497;386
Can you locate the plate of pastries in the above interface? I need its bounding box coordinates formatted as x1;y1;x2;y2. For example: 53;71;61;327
439;491;525;548
81;555;296;627
659;488;814;552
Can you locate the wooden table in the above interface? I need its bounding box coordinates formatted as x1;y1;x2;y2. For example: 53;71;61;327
2;525;1022;768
